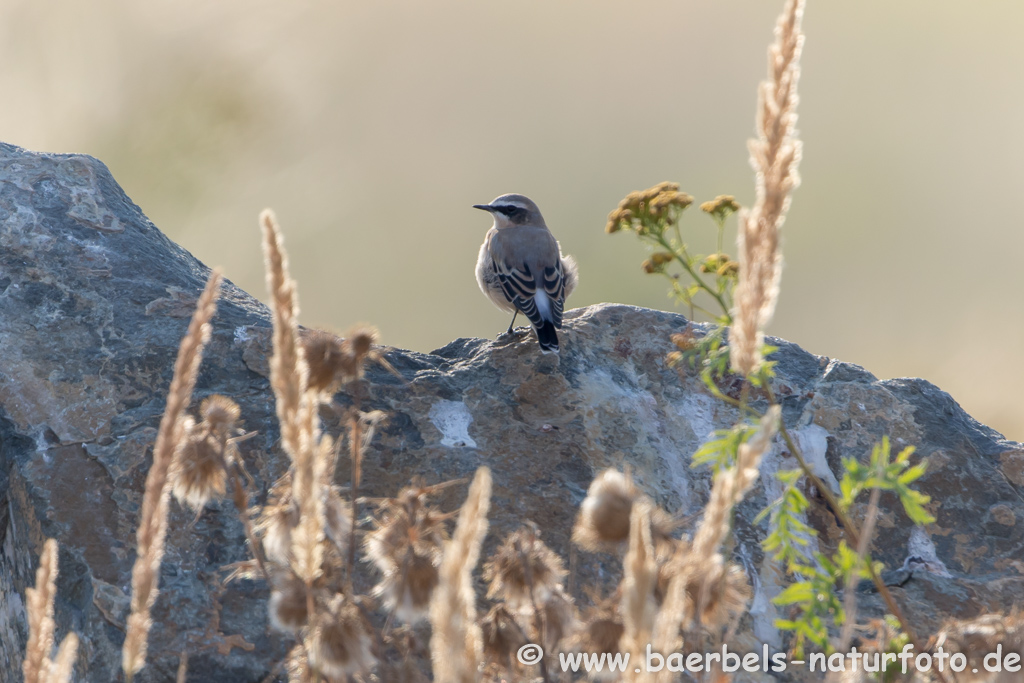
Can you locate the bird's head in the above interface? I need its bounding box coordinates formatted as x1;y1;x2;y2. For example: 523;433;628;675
472;193;546;229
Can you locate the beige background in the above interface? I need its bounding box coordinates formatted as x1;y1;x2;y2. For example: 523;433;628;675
2;1;1021;440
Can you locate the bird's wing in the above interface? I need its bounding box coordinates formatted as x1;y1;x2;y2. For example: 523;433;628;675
489;227;570;329
491;256;568;329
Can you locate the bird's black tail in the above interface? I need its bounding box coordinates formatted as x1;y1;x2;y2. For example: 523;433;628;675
535;320;559;354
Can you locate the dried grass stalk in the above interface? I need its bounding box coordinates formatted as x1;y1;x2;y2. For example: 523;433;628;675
691;406;780;559
260;209;325;586
619;502;658;682
650;407;778;681
23;538;59;683
430;467;492;683
730;0;805;375
45;633;79;683
123;269;223;680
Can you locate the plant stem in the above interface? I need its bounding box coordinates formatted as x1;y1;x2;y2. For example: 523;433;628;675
230;468;270;584
764;387;947;683
655;234;731;321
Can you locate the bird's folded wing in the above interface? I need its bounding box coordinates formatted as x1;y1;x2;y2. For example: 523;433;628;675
493;258;567;329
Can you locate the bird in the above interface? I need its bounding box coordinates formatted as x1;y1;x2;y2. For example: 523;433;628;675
473;193;578;354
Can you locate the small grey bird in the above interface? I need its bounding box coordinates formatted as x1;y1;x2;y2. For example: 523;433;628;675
474;193;578;354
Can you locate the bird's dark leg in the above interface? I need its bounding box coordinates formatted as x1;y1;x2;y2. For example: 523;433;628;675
505;310;519;335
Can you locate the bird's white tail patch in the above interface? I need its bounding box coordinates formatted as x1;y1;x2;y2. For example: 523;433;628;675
534;290;552;321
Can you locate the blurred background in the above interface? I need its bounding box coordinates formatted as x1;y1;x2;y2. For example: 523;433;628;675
2;0;1021;439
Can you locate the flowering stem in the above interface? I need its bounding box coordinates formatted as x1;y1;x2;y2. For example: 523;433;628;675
655;233;731;321
763;387;946;682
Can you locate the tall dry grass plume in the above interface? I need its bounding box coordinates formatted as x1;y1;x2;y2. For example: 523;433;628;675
730;0;804;375
430;467;492;683
260;209;327;590
618;502;659;682
122;269;223;681
23;538;79;683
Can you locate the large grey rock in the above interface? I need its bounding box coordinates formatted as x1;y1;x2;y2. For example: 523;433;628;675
1;142;1022;681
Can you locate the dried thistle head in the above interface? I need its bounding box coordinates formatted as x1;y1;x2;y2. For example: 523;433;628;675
480;604;529;674
934;610;1024;680
700;195;740;222
365;484;449;623
199;394;241;429
573;469;675;552
307;594;377;679
257;476;299;567
691;558;751;631
267;573;309;634
168;394;241;512
531;587;577;652
347;324;378;361
569;594;624;675
169;416;228;512
301;328;348;397
483;525;566;609
300;324;386;399
374;550;440;624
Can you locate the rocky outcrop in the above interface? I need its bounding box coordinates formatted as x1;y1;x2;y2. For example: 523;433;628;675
1;142;1022;682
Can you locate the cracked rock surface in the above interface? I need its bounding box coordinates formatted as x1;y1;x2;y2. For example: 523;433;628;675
1;142;1022;681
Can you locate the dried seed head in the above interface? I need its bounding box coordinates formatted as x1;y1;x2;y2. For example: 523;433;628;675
480;604;529;673
199;394;240;429
365;484;448;623
532;587;577;652
573;470;675;552
347;324;378;360
257;477;299;566
694;559;751;630
307;594;376;679
483;526;566;609
934;610;1024;675
374;551;440;624
169;416;228;511
570;595;624;672
268;574;309;634
301;328;348;397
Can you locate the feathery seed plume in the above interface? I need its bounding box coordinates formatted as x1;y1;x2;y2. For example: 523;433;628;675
23;539;59;683
123;269;222;680
618;502;658;681
46;632;79;683
429;467;492;683
730;0;804;375
261;209;326;588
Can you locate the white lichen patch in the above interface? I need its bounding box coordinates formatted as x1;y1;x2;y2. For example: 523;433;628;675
428;400;477;448
906;526;951;577
791;423;839;492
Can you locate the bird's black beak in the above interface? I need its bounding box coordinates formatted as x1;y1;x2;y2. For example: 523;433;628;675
472;204;495;212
